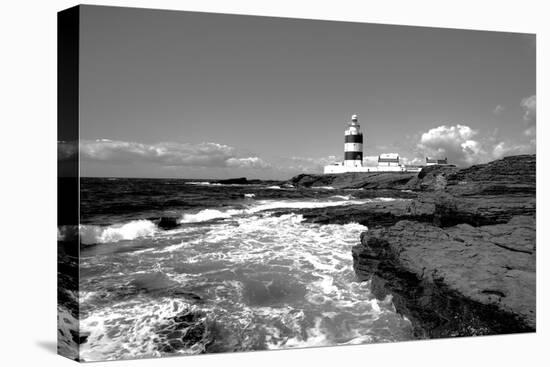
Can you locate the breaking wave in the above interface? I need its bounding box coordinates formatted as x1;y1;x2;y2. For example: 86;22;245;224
186;181;222;186
330;194;355;200
178;197;374;224
312;186;335;190
179;209;242;223
79;220;157;245
76;197;394;245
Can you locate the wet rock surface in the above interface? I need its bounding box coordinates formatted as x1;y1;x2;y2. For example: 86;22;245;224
155;309;210;354
154;216;181;230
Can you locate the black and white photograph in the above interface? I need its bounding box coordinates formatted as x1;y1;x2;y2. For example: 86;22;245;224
54;3;538;364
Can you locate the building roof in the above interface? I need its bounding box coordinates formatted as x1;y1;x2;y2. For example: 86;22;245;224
426;157;448;164
378;153;399;163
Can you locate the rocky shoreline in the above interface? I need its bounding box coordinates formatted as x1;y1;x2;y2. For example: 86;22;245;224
148;155;535;339
292;154;536;338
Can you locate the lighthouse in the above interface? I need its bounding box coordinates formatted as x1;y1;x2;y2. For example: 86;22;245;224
344;114;363;168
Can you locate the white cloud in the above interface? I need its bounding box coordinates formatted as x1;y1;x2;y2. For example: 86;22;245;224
492;140;535;159
524;126;536;137
520;95;536;138
493;104;505;115
521;95;536;126
400;156;423;165
75;139;266;168
226;156;271;169
417;124;487;166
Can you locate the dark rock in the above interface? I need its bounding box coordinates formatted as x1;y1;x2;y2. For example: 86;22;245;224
414;155;536;227
353;217;536;337
171;290;203;301
276;199;435;228
425;193;536;227
445;155;536;196
404;165;459;191
156;309;210;353
404;155;535;197
215;177;249;185
156;216;180;230
288;172;417;190
70;330;90;344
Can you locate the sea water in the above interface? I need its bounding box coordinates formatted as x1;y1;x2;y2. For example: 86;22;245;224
59;178;413;361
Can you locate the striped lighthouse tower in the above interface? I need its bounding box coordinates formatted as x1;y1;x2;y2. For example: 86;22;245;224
344;114;363;168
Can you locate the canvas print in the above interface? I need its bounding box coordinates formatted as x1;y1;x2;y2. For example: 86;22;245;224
57;5;536;362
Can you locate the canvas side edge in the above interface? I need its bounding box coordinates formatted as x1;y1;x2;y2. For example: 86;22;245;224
57;5;81;362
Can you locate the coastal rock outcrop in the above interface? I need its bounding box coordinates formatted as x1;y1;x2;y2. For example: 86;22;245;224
279;199;434;228
155;216;181;230
215;177;249;185
289;172;417;190
417;155;536;227
353;217;535;337
349;154;536;337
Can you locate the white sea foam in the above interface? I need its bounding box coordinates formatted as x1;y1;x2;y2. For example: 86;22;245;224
179;208;242;223
266;185;281;189
311;186;335;190
79;298;196;362
330;194;355;200
154;241;197;254
187;181;260;187
176;197;383;225
186;181;222;186
79;220;157;245
247;198;369;212
58;305;79;360
79;197;413;360
213;242;392;351
78;197;397;245
244;193;255;198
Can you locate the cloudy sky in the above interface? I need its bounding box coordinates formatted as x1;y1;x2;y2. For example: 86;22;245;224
71;5;536;179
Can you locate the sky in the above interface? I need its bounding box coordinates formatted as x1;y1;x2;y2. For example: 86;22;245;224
71;5;536;179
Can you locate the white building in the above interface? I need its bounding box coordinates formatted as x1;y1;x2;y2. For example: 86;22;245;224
376;153;404;172
425;157;449;166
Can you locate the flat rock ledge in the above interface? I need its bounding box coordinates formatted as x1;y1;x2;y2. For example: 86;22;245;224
353;216;536;338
